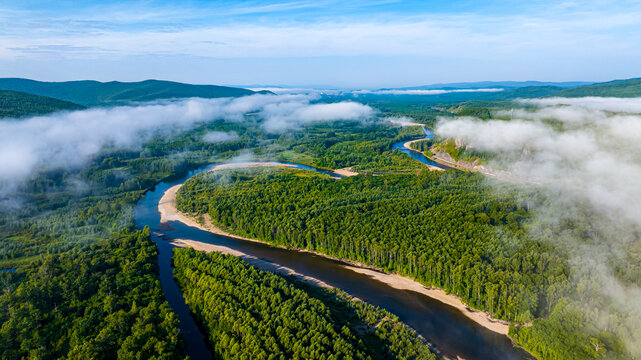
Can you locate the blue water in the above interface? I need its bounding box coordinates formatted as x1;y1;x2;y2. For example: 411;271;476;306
392;127;450;170
134;161;345;359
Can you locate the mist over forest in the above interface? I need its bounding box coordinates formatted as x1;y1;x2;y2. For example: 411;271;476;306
2;1;641;359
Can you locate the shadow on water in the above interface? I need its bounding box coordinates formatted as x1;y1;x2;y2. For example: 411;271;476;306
134;162;532;360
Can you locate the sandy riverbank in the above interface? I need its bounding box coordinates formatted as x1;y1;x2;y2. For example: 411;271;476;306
389;119;426;127
169;238;334;289
207;161;358;178
401;139;445;172
344;266;509;334
159;165;510;335
333;167;359;177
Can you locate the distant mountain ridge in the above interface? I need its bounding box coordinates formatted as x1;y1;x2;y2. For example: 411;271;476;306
0;78;260;106
346;78;641;101
0;90;85;118
397;81;591;90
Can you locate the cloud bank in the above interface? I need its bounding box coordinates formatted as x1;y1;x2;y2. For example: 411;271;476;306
0;94;375;195
353;88;505;96
260;101;374;132
436;97;641;354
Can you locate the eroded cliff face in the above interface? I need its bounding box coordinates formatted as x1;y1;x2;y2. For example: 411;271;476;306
428;138;488;173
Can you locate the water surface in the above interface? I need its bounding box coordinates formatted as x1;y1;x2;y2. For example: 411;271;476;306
392;127;450;169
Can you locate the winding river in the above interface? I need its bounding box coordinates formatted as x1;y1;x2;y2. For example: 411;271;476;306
134;136;532;360
393;127;450;170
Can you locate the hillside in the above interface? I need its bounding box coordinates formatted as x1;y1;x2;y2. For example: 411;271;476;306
556;78;641;97
495;85;565;99
0;78;259;106
0;90;85;118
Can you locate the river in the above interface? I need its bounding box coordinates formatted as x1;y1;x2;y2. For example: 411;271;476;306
392;127;450;169
134;159;531;360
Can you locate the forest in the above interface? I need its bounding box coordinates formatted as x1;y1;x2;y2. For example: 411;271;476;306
175;167;631;359
2;85;640;358
173;248;436;360
0;90;84;118
0;228;184;359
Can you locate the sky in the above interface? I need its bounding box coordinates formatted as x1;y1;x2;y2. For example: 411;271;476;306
1;0;640;88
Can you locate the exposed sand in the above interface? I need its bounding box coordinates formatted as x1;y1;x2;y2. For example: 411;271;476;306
333;167;359;177
403;139;421;150
389;119;426;127
401;139;445;172
206;161;354;179
209;161;297;171
160;184;259;243
158;163;511;335
169;238;333;289
344;266;510;335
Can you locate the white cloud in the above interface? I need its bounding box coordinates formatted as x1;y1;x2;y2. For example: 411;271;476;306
0;94;375;193
260;101;375;132
353;88;504;95
436;98;641;354
2;5;640;62
520;97;641;114
248;88;343;96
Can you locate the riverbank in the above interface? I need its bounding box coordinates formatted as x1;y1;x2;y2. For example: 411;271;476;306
169;238;334;289
159;173;511;335
333;166;359;177
402;139;445;172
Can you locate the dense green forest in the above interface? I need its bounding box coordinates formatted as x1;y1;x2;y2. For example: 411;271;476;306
0;119;418;269
0;228;184;359
173;248;436;360
0;78;260;106
3;89;639;359
175;169;552;322
175;167;631;359
275;121;425;174
0;114;439;358
0;90;84;118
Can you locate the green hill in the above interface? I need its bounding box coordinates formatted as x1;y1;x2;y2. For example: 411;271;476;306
556;78;641;97
0;90;85;118
496;85;565;99
0;78;259;106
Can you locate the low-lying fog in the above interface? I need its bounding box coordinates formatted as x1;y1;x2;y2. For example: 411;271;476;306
438;97;641;355
0;94;375;194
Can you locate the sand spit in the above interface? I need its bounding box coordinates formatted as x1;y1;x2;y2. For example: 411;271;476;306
389;119;426;127
169;238;333;289
333;167;359;177
344;266;510;335
209;161;298;172
401;139;445;172
158;162;511;335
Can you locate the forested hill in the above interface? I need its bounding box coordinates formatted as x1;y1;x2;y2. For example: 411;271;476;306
0;90;85;118
0;78;260;106
555;78;641;97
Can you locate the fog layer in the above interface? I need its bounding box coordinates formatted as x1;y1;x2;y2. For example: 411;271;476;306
0;94;375;190
437;97;641;355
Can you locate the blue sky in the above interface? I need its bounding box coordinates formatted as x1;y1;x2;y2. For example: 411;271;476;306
1;0;640;88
